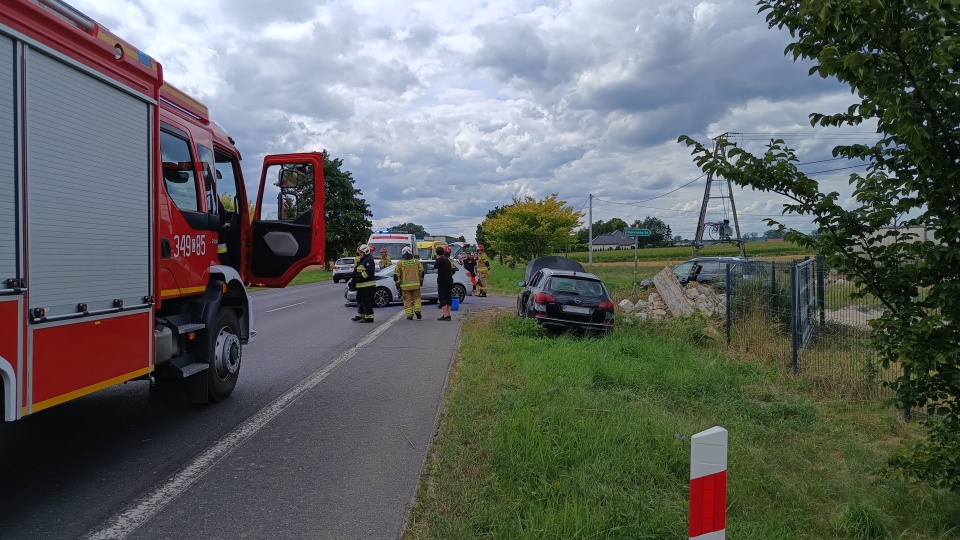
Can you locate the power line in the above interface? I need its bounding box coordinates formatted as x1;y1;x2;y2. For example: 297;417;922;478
802;163;869;175
577;196;590;212
731;132;883;140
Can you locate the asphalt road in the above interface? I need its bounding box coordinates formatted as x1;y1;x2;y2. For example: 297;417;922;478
0;281;513;539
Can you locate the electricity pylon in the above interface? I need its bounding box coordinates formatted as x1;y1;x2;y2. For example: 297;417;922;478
692;132;746;257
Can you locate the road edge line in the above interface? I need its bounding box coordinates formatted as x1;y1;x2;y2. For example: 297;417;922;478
86;309;406;540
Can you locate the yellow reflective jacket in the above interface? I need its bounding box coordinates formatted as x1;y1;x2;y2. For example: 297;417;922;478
477;253;490;272
394;257;424;290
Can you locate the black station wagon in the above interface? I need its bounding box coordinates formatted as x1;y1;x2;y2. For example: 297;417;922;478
516;260;615;334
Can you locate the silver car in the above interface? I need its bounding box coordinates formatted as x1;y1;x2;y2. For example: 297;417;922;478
332;257;356;283
344;259;474;308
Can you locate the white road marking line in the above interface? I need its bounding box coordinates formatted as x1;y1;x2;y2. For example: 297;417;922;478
86;309;406;540
264;301;307;313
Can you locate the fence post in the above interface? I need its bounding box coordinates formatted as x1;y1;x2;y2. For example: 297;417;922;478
725;263;731;346
816;254;825;326
689;426;728;540
770;261;777;314
791;263;799;374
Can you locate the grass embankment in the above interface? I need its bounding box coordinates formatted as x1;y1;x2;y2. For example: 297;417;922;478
486;261;668;301
287;267;331;286
565;242;811;264
405;313;960;539
268;243;812;291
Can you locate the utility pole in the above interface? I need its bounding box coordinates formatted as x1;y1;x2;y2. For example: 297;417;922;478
588;194;593;267
692;133;746;258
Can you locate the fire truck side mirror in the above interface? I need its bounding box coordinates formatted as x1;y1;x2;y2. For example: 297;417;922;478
163;167;190;184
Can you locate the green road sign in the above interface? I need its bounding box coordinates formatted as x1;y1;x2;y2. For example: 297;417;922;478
625;228;651;237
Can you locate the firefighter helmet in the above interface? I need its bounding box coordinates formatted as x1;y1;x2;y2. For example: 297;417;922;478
358;244;372;255
477;244;484;251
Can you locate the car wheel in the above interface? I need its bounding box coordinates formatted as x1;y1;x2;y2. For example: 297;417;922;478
373;287;392;308
452;284;467;303
333;277;339;283
517;297;526;318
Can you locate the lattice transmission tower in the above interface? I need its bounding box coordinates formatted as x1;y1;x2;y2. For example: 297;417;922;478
692;132;746;257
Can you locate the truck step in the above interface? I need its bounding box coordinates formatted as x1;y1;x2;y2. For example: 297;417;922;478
174;362;209;378
175;323;206;335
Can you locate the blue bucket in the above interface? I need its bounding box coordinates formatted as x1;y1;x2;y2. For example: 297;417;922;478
451;296;460;311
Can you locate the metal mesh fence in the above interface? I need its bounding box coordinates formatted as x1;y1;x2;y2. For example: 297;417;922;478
725;257;897;401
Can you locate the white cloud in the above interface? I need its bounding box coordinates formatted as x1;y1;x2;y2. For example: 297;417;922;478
69;0;864;242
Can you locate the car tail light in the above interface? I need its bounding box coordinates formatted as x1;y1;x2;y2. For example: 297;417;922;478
599;300;615;311
534;292;555;304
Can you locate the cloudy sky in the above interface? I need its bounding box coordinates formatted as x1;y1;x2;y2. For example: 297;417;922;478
72;0;879;243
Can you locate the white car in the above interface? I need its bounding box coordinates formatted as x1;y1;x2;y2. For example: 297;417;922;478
344;259;474;308
332;257;356;283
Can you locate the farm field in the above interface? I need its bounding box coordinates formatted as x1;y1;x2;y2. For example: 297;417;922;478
562;241;812;264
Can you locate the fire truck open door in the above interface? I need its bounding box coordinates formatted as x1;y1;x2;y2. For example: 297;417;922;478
250;153;325;287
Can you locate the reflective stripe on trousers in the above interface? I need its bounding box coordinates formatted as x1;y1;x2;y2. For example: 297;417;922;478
401;288;422;316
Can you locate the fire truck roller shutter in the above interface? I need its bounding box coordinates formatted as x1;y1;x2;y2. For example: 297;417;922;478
0;35;16;288
25;47;151;318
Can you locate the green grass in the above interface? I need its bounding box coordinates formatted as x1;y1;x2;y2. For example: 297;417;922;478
564;242;812;263
486;262;662;300
405;313;960;539
287;267;332;286
248;267;332;293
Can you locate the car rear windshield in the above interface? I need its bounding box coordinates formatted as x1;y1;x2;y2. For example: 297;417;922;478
337;258;354;265
547;277;605;297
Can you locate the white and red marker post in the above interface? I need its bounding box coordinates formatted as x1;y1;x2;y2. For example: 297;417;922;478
689;426;728;539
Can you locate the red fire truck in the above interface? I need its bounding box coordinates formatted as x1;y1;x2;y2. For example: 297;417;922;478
0;0;327;419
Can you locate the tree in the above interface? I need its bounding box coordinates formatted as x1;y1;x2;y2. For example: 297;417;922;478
588;218;628;238
575;228;590;245
219;192;254;220
391;222;428;237
476;206;505;258
631;216;673;247
283;150;372;262
606;218;629;234
481;195;583;260
681;1;960;490
763;229;786;239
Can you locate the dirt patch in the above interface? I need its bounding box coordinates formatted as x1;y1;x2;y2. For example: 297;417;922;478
823;306;885;328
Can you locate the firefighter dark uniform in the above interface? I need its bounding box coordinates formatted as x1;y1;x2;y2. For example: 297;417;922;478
463;253;477;294
393;247;424;320
352;245;377;322
476;245;490;297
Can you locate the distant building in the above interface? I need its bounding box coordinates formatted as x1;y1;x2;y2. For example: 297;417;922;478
591;230;636;250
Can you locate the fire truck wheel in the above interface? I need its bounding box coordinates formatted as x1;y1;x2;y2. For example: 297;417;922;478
208;307;241;402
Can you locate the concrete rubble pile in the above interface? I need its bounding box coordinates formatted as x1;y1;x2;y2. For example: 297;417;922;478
618;267;726;322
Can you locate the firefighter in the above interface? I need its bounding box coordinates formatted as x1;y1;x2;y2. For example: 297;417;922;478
393;246;424;320
352;244;377;322
463;252;478;294
352;246;366;318
476;244;490;297
378;247;392;269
